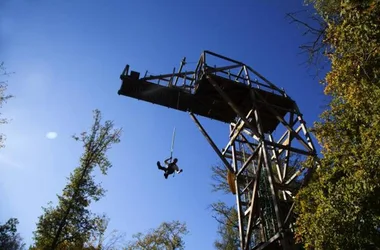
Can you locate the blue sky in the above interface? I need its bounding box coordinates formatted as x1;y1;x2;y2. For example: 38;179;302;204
0;0;326;249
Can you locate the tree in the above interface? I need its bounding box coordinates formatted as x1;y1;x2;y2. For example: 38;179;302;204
31;109;122;250
286;8;328;71
86;215;126;250
125;221;189;250
209;163;240;249
294;0;380;249
211;202;240;250
0;218;26;250
209;163;239;249
0;62;14;148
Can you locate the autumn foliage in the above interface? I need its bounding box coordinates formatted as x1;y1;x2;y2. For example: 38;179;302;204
294;0;380;249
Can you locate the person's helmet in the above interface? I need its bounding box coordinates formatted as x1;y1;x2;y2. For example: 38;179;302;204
173;158;178;163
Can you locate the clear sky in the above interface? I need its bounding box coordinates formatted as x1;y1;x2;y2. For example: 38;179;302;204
1;0;326;249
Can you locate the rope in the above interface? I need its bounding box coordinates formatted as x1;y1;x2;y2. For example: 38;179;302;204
170;127;176;159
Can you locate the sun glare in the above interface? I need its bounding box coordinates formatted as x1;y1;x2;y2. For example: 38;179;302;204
46;132;58;139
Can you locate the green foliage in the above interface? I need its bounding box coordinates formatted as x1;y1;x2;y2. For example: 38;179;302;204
126;221;189;250
210;163;241;249
305;0;341;21
0;218;25;250
32;109;122;250
295;0;380;249
211;202;240;250
0;62;14;148
85;216;126;250
210;163;235;194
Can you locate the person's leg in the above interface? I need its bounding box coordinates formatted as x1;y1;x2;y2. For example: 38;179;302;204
157;161;166;171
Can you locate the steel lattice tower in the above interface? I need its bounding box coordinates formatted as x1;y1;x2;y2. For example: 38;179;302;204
118;51;319;250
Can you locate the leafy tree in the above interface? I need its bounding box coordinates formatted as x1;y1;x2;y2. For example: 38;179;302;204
0;218;25;250
211;202;239;250
0;62;14;148
294;0;380;249
86;215;126;250
31;109;122;250
125;221;189;250
209;163;240;249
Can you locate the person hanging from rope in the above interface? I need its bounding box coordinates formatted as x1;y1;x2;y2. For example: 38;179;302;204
157;157;183;179
157;127;183;179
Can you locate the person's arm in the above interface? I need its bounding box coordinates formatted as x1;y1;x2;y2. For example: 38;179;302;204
174;164;182;173
164;157;172;164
